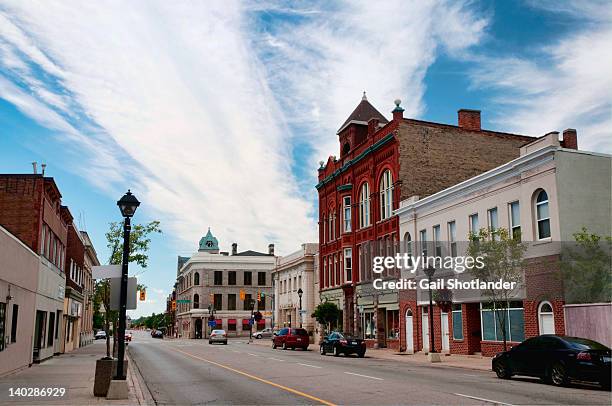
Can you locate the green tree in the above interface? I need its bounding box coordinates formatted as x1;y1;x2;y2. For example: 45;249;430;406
312;302;341;333
93;220;161;357
467;227;527;351
561;227;612;304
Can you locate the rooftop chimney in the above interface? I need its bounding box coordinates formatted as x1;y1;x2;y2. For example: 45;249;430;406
562;128;578;150
458;109;481;131
392;99;404;121
41;163;46;176
32;162;37;174
232;242;238;255
268;244;275;256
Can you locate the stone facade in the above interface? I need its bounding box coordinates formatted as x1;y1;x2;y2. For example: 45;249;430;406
273;243;317;338
175;230;276;338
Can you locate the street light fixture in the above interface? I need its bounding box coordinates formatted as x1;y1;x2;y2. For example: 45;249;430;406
297;288;303;328
423;265;438;359
115;190;140;381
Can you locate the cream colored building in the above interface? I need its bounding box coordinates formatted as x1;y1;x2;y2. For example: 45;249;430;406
273;243;317;336
176;229;276;338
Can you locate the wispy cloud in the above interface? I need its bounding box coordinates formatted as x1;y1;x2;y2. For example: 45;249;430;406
0;0;489;256
468;1;612;152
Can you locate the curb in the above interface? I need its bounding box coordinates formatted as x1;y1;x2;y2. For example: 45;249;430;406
126;347;155;405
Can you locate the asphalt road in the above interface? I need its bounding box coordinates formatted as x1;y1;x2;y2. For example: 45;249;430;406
128;331;611;405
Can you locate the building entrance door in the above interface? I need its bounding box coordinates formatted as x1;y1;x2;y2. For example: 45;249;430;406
441;312;450;352
195;319;202;339
421;307;429;352
405;309;414;353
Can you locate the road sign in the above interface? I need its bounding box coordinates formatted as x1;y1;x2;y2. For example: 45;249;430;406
208;320;216;327
109;277;137;310
176;299;191;304
92;265;121;279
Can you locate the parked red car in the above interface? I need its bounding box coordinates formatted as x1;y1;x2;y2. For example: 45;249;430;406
272;328;309;350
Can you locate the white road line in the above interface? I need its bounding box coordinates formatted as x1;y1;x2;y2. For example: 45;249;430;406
343;372;383;381
247;353;259;357
453;393;515;405
268;357;285;362
462;374;480;377
298;363;322;369
232;350;241;353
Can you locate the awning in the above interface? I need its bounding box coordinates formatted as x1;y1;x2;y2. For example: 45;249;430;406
242;319;251;325
215;319;222;324
228;319;237;324
257;319;265;325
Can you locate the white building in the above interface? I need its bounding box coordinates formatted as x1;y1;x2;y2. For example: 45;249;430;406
273;243;318;337
176;229;276;338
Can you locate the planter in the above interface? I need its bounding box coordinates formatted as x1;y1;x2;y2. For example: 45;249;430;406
93;358;128;397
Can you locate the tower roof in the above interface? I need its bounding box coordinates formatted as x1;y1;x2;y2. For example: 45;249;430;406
198;228;219;252
336;92;389;134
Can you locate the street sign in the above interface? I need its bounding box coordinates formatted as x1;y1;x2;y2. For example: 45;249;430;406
176;299;191;304
92;265;121;279
208;320;216;327
109;277;138;310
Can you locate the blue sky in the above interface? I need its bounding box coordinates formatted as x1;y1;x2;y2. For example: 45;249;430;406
1;1;610;317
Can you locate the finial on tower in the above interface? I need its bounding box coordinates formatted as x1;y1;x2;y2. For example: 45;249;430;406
362;91;367;101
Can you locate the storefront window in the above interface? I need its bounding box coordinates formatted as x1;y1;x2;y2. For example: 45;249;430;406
452;304;463;340
480;302;524;342
386;310;399;339
363;312;375;339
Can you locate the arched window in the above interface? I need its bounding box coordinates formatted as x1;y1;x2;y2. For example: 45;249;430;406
322;214;327;243
380;170;393;220
193;293;199;309
359;182;370;228
404;232;413;266
538;301;554;335
194;272;200;285
535;190;551;239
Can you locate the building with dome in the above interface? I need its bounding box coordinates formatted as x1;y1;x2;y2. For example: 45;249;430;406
174;229;276;338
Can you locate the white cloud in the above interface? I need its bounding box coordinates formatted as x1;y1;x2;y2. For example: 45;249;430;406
467;1;612;153
0;0;488;257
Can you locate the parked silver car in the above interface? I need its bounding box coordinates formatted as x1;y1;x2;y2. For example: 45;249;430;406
255;328;274;339
209;329;228;345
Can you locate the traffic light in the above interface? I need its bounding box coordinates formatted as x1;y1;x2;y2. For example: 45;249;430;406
140;289;146;301
240;289;245;301
260;292;265;301
171;300;176;311
257;291;261;302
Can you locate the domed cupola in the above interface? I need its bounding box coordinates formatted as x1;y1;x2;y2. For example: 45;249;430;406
198;228;219;253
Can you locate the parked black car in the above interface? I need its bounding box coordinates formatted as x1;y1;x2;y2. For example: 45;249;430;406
320;332;366;357
492;335;611;389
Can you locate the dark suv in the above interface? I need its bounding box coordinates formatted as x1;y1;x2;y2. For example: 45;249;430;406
272;328;309;350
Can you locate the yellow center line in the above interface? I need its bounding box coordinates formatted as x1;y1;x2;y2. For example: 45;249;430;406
170;347;336;406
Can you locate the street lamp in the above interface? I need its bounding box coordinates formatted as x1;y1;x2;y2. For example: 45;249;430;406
249;298;256;342
423;265;438;359
115;190;140;381
297;288;303;328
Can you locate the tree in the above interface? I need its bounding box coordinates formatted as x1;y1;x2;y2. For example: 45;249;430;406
93;220;161;357
312;302;341;333
561;227;612;304
467;227;526;351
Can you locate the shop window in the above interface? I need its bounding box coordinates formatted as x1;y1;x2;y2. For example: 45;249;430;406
386;310;399;339
452;304;463;340
363;312;375;339
480;302;524;342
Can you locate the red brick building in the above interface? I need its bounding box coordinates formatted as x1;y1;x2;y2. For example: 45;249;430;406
316;94;534;348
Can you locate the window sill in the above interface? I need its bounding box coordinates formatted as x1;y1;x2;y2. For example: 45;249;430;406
533;238;552;246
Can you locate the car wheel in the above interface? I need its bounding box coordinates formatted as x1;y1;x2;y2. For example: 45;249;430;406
209;340;212;345
600;377;611;391
551;362;568;386
358;351;365;358
282;342;287;350
333;345;340;357
272;342;277;349
320;345;326;355
256;334;261;339
303;347;309;351
494;361;511;379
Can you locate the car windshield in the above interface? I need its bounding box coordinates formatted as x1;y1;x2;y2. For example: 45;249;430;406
563;337;609;350
212;330;226;334
292;329;308;336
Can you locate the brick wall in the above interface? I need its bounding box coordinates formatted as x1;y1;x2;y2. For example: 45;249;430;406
397;120;533;201
0;176;43;252
65;224;85;292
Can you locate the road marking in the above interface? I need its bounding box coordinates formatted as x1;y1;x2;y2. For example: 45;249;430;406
232;350;241;353
247;353;259;357
268;357;285;362
170;347;336;406
462;374;480;377
453;393;515;405
298;363;322;369
343;372;383;381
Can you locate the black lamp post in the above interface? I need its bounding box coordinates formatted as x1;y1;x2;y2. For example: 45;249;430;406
297;288;303;328
423;265;436;354
249;298;256;342
115;190;140;380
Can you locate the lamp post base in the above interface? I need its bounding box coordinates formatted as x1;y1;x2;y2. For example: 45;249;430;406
106;379;129;400
427;352;441;363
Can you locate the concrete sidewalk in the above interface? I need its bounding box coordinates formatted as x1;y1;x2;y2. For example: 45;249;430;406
245;337;492;372
0;341;144;405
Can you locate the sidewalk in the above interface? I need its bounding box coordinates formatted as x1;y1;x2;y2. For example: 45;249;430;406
0;341;143;405
246;338;492;372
